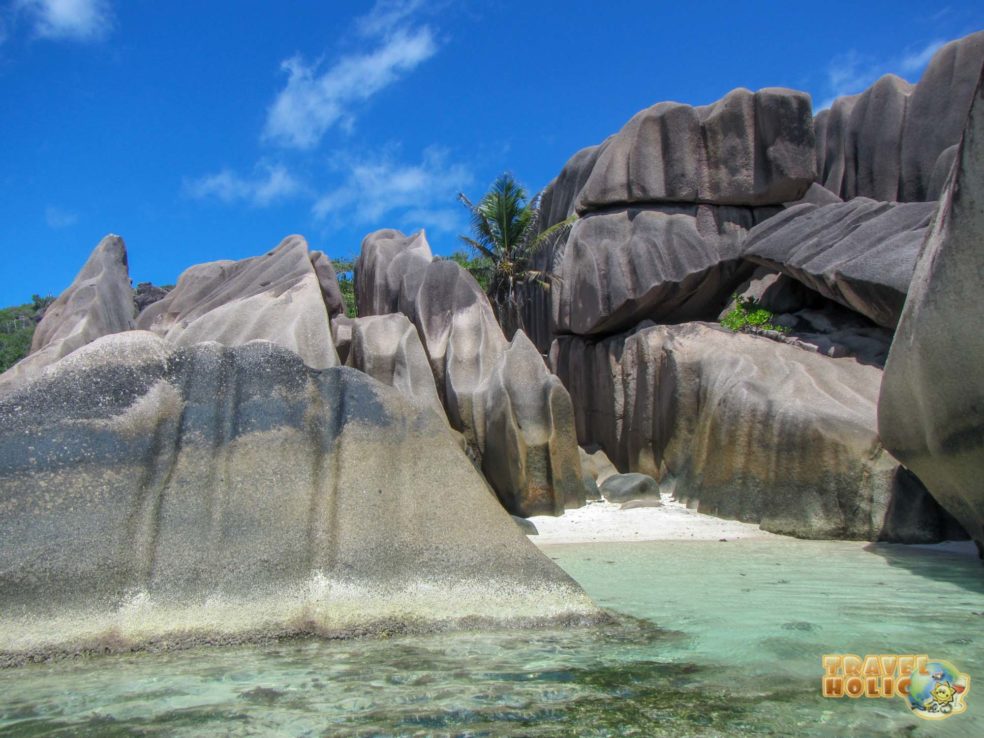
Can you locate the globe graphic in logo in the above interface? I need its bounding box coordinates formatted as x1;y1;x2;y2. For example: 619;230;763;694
905;660;970;718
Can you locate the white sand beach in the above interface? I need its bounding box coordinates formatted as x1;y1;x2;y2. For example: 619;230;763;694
527;495;786;546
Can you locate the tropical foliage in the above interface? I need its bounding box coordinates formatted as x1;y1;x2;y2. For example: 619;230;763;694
458;173;575;338
331;259;357;318
0;295;53;373
720;294;788;333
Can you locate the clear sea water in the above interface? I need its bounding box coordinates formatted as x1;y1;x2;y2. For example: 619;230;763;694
0;539;981;737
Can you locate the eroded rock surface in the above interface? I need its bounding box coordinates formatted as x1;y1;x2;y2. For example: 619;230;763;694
880;67;984;551
0;333;597;664
0;234;135;394
136;235;339;369
355;229;585;516
742;198;936;328
815;31;984;201
551;322;962;542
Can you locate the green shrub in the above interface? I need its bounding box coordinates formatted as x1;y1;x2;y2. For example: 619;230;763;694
720;294;788;333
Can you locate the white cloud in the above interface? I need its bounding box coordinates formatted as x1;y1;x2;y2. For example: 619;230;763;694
355;0;427;38
313;147;472;233
900;39;945;73
45;205;78;228
263;27;437;149
816;37;949;111
16;0;113;42
184;164;302;207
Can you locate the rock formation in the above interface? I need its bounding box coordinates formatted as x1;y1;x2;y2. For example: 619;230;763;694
815;31;984;202
136;235;339;370
355;229;586;516
343;313;445;422
741;198;937;328
551;322;961;542
0;333;598;664
523;86;815;350
0;234;135;394
879;67;984;551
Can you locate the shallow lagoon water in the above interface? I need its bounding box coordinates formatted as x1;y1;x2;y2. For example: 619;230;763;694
0;539;981;737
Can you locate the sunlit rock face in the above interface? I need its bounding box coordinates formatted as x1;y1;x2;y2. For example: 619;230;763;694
741;198;937;329
0;234;135;394
551;322;963;542
523;87;815;351
880;67;984;552
355;229;585;517
815;31;984;202
136;235;339;370
0;332;598;665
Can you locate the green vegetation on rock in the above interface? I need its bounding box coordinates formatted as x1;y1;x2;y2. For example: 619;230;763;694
720;294;787;333
0;295;52;372
331;259;357;318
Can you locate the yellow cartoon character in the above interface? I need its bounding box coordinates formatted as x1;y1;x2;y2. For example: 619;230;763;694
924;680;964;714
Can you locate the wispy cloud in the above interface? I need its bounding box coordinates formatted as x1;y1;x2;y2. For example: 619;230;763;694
313;147;472;234
263;1;438;149
816;37;949;111
45;205;78;229
184;164;302;207
16;0;114;42
899;39;946;73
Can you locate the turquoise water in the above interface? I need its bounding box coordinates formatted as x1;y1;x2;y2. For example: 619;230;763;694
0;539;981;736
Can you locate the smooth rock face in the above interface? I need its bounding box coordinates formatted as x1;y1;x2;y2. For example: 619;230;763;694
741;198;937;328
880;68;984;550
344;314;445;422
551;322;962;542
136;235;339;370
577;88;815;211
553;204;773;336
580;445;618;485
355;229;585;517
600;473;660;503
0;333;597;663
0;234;135;394
815;31;984;202
354;229;433;318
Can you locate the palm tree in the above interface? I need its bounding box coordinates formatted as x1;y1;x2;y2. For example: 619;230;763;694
458;173;575;339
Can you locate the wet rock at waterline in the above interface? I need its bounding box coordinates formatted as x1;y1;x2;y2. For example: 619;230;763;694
880;67;984;551
0;234;136;394
600;473;660;503
0;332;598;664
136;235;339;370
551;322;963;542
355;229;586;517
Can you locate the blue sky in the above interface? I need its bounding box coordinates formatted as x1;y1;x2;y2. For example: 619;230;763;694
1;0;982;306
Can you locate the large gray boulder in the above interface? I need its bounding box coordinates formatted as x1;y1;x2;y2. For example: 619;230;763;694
815;31;984;202
0;234;135;394
343;313;445;422
0;333;597;664
576;87;815;211
879;67;984;551
600;473;660;503
356;230;585;517
136;235;339;369
354;229;433;317
552;204;774;336
551;322;963;542
741;198;937;328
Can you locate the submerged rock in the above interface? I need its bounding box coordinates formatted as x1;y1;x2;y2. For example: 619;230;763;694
880;67;984;552
0;333;597;664
551;322;962;542
0;234;135;394
136;235;339;370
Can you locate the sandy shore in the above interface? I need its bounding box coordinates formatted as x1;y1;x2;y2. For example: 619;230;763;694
527;495;785;546
527;495;980;557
